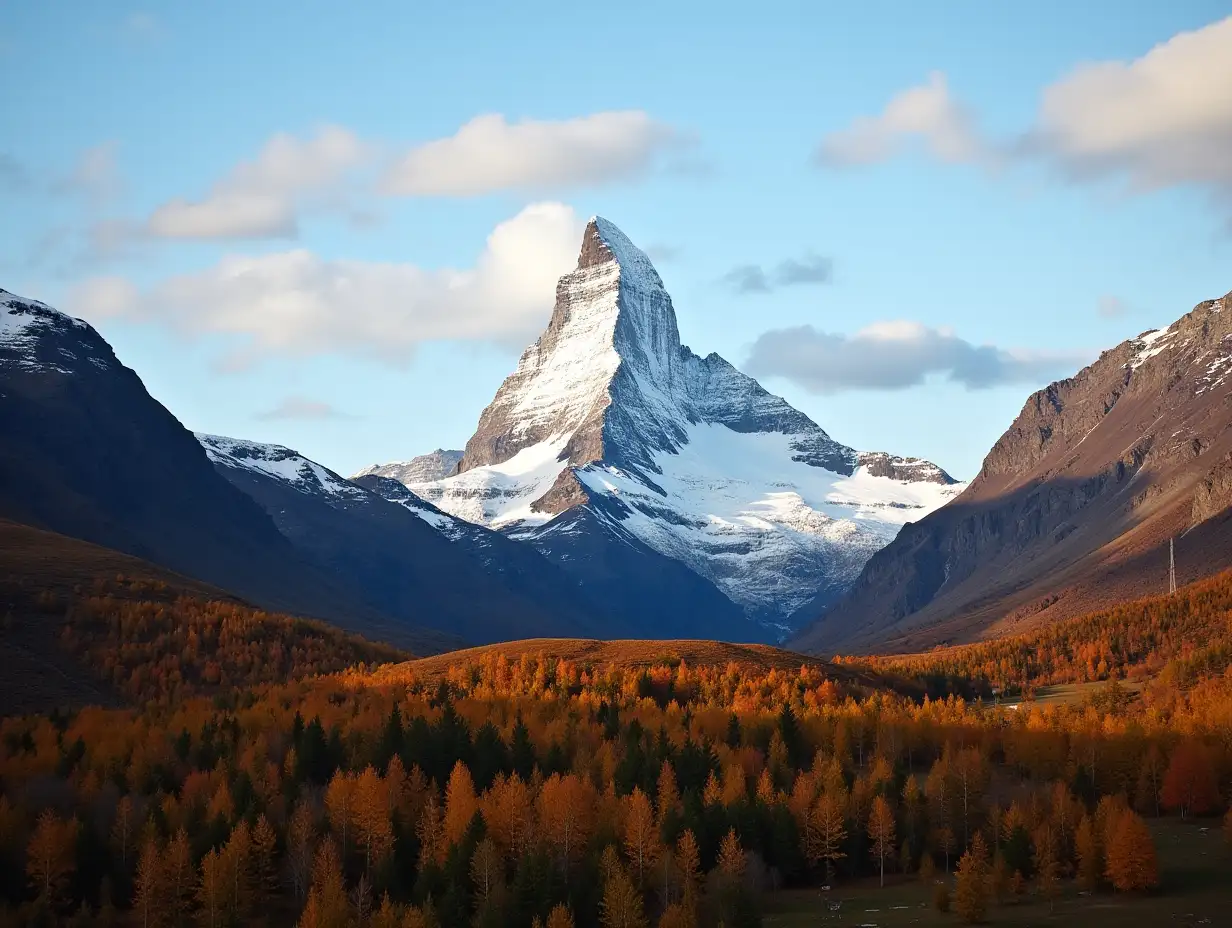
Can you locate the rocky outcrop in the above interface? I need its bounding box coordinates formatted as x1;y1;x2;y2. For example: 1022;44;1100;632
355;449;463;484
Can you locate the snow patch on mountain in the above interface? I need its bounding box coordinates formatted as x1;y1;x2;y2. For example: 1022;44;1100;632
1;288;101;374
197;434;365;501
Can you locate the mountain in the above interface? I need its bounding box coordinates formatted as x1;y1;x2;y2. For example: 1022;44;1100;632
0;288;435;641
197;435;606;645
792;288;1232;655
356;449;463;484
361;218;961;636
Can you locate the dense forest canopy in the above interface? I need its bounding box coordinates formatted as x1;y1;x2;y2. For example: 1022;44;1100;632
3;571;1232;926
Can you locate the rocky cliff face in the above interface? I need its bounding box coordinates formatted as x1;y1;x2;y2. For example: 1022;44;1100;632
355;449;463;484
793;289;1232;654
362;220;962;632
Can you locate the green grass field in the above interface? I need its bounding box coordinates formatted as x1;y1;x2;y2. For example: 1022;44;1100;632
763;819;1225;927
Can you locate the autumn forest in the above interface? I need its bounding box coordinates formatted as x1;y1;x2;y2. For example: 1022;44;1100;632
4;567;1232;928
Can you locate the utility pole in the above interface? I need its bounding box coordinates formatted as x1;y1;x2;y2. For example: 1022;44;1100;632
1169;537;1176;595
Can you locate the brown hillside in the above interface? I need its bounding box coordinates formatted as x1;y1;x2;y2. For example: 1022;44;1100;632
795;289;1232;654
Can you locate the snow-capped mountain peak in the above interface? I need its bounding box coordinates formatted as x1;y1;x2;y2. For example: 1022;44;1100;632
361;219;963;631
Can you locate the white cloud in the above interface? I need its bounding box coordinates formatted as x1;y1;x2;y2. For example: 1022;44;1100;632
70;202;584;366
383;111;682;196
745;320;1087;393
816;73;987;168
144;126;368;241
816;18;1232;217
1029;16;1232;195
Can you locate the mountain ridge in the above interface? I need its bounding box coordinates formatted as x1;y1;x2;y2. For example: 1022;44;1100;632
792;287;1232;654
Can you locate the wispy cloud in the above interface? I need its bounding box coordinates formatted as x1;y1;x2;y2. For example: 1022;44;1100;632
255;396;356;421
144;126;368;241
56;142;122;207
816;72;990;169
745;321;1087;393
721;253;832;294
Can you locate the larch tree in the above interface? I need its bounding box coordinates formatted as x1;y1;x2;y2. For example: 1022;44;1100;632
132;833;165;928
444;761;479;847
954;832;990;924
624;787;660;889
600;858;646;928
417;793;446;869
251;814;279;909
1161;740;1220;819
805;792;847;882
165;828;194;927
1105;811;1159;892
675;829;702;914
656;760;680;822
197;848;226;928
26;810;75;910
1032;826;1060;914
546;903;575;928
1075;815;1101;891
287;801;318;903
867;795;896;887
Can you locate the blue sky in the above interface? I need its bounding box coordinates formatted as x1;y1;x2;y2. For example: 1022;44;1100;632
2;1;1230;480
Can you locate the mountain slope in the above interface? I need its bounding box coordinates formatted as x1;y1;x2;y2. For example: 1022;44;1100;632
198;435;607;645
363;218;961;635
0;288;419;640
793;288;1232;655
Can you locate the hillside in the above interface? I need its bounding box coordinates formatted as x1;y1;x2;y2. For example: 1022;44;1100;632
0;518;412;714
795;289;1232;654
838;564;1232;701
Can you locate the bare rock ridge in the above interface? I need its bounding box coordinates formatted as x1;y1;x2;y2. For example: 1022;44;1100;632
792;288;1232;654
357;449;463;484
361;219;963;633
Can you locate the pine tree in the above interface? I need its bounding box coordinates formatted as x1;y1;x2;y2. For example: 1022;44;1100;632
954;832;990;924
